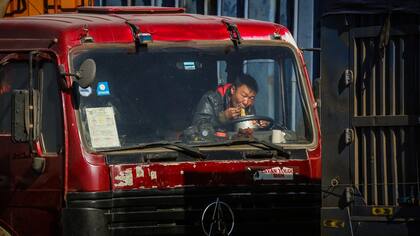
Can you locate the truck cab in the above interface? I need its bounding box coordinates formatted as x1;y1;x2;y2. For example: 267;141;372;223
0;7;320;236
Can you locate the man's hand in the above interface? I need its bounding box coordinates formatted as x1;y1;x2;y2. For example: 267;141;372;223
258;120;270;128
251;120;270;128
224;107;241;120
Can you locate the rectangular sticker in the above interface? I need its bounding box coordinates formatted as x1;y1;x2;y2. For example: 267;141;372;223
85;107;120;148
253;167;294;180
183;62;196;70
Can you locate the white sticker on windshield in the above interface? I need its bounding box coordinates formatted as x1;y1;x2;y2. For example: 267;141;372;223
253;167;294;181
85;107;120;148
79;86;92;97
183;62;196;70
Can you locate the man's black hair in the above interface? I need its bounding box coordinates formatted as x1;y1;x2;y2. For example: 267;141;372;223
233;74;259;93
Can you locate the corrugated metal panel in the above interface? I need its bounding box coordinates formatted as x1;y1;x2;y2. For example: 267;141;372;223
351;17;420;206
98;0;296;30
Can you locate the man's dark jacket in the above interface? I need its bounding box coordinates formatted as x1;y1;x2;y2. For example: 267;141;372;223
192;83;255;129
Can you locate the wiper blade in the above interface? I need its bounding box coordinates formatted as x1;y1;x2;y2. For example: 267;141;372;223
195;139;290;158
103;141;206;160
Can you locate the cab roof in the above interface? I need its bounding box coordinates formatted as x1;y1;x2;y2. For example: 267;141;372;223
0;7;294;52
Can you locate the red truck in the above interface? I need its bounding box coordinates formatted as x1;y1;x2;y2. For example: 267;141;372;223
0;6;320;236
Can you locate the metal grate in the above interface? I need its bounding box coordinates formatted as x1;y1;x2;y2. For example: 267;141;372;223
351;32;420;206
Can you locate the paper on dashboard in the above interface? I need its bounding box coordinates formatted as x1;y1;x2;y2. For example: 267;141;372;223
85;107;121;148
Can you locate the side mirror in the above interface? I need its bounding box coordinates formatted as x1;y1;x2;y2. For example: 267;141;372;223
59;58;96;89
12;90;46;173
77;59;96;88
12;89;40;142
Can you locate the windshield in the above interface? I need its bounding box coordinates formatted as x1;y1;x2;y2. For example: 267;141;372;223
71;42;314;151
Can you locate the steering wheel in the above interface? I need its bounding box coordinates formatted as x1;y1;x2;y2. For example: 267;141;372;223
229;115;275;131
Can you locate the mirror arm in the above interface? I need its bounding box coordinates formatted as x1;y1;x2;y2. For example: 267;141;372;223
63;72;80;80
28;52;36;150
58;65;80;79
32;139;45;174
58;64;81;90
58;59;96;89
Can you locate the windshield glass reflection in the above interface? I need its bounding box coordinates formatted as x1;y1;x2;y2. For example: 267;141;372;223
72;42;313;151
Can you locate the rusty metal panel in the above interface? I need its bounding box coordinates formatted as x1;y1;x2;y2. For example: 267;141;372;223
322;12;420;236
350;18;420;206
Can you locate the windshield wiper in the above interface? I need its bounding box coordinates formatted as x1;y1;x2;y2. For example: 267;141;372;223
195;139;290;159
102;141;206;160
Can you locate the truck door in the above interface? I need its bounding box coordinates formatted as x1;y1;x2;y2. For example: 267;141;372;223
0;55;64;236
321;14;420;236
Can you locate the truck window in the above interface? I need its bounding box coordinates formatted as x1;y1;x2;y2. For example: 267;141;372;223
0;60;63;154
39;62;63;154
244;58;311;141
0;62;28;133
72;43;314;152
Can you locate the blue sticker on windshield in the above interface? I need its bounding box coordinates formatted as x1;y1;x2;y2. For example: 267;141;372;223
97;82;110;96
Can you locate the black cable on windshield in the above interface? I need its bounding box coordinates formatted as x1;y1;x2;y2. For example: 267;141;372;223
222;19;241;49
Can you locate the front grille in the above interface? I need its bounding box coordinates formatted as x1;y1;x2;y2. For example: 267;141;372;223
67;184;320;236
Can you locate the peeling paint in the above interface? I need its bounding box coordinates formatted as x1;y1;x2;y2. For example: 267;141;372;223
114;168;133;187
135;166;144;177
150;170;157;180
110;159;308;190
